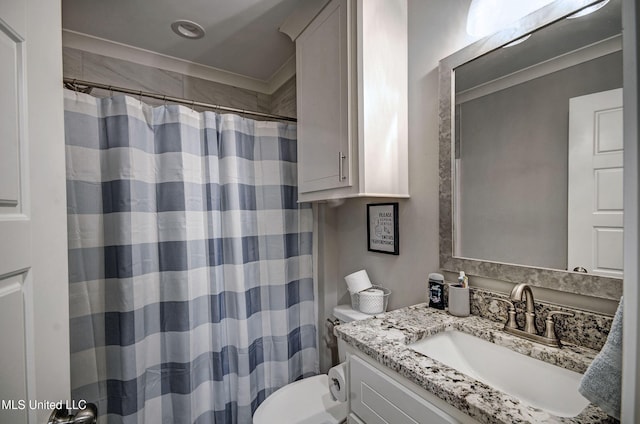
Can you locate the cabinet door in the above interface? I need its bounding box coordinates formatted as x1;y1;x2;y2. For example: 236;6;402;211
350;356;460;424
296;0;352;194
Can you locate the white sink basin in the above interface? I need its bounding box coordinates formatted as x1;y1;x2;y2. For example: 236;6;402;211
409;330;589;417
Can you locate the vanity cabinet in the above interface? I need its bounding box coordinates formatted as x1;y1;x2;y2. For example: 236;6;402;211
344;346;479;424
295;0;409;202
349;356;459;424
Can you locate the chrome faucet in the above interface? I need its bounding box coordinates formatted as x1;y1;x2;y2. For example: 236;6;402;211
496;283;574;348
509;283;537;334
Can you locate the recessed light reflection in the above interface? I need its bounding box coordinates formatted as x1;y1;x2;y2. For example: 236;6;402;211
566;0;610;19
502;34;532;48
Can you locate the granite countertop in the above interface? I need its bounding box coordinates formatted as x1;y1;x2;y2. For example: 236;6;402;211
335;303;616;424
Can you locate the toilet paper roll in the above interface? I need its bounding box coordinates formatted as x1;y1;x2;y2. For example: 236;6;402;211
328;362;348;403
344;270;373;294
358;288;384;314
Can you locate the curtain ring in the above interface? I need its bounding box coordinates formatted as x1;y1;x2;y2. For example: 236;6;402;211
71;79;80;96
108;85;113;97
163;95;167;106
138;90;143;105
191;100;195;111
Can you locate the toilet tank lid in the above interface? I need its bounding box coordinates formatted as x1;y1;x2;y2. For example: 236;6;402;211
333;304;371;322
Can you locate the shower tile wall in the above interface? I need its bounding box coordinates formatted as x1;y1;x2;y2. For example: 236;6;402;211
63;48;82;79
182;74;268;112
270;76;296;118
62;47;296;118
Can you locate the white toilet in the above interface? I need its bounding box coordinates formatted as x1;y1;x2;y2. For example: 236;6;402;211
252;305;370;424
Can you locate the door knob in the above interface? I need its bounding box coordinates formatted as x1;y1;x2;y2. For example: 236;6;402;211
48;403;97;424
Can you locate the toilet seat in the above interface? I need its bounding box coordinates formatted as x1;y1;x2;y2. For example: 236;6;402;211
252;374;347;424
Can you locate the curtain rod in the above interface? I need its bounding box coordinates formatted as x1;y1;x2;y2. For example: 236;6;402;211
63;78;297;123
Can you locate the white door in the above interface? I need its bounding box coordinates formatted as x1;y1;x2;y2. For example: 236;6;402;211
568;88;623;278
0;1;70;423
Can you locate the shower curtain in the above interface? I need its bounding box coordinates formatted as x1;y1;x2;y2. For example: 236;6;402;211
64;90;317;424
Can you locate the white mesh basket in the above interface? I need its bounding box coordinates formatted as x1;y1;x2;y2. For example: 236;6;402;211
350;285;391;314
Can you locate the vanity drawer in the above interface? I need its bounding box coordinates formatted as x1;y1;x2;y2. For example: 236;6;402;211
349;356;459;424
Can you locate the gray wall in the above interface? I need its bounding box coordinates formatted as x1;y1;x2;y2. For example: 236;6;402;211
458;52;623;269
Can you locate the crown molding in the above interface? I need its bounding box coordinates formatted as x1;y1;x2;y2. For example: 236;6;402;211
267;55;296;92
62;29;293;94
279;0;330;41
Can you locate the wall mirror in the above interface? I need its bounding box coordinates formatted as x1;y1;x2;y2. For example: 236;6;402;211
439;0;623;300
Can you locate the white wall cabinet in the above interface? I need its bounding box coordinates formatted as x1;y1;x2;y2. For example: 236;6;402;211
296;0;409;202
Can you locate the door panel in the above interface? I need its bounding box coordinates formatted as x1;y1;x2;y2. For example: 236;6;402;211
0;8;31;424
0;21;22;206
568;88;623;278
0;1;69;423
0;274;28;423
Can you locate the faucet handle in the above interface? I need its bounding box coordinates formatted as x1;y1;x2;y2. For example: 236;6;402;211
491;297;518;329
491;297;515;309
544;310;574;339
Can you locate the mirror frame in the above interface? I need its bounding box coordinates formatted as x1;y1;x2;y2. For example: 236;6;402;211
439;0;623;300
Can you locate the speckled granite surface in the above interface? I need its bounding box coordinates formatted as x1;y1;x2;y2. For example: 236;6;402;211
469;288;615;351
335;304;616;424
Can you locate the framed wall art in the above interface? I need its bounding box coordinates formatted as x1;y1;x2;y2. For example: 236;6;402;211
367;202;399;255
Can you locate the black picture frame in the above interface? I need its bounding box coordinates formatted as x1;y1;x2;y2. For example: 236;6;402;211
367;202;399;255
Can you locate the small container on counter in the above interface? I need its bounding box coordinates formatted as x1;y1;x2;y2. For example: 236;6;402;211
428;273;445;309
448;283;470;317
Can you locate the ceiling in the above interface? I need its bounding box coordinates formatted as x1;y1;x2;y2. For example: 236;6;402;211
61;0;302;82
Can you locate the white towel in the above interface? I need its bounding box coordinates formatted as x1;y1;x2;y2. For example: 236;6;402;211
578;297;622;420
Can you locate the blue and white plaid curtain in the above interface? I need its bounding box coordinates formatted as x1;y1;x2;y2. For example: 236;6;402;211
64;90;317;424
